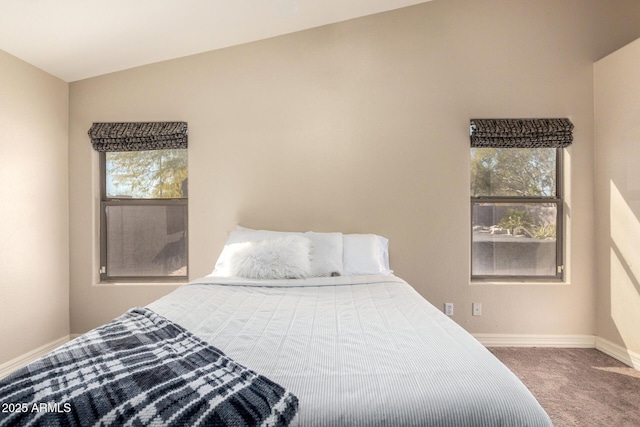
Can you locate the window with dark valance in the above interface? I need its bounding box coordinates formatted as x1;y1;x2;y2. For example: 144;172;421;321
89;121;189;282
88;122;188;152
469;118;573;281
470;118;573;148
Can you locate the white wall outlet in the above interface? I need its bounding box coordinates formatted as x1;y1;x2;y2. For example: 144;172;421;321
473;302;482;316
444;303;454;316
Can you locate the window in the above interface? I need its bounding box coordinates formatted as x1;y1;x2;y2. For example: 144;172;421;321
471;148;562;280
469;118;572;281
88;122;189;282
100;149;188;280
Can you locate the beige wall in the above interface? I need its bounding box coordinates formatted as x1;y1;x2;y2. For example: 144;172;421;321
69;0;640;335
594;38;640;356
0;50;69;364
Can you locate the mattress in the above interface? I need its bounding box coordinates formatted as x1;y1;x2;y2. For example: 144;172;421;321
148;274;552;426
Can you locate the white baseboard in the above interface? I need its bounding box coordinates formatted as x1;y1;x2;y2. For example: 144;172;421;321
595;337;640;370
0;336;70;379
474;333;640;371
473;333;597;348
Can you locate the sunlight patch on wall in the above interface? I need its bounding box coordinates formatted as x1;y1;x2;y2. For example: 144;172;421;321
609;181;640;352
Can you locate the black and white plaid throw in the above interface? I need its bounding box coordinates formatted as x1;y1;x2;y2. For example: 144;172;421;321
0;307;298;427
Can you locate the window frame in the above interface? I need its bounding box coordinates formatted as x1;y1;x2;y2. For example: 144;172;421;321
470;147;564;282
99;151;188;283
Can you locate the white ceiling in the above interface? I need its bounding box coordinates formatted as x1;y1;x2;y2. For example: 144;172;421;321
0;0;431;82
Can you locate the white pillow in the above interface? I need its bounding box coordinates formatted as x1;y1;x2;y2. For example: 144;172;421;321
228;235;311;279
343;234;392;276
225;227;344;277
211;230;287;276
213;227;390;277
306;232;343;277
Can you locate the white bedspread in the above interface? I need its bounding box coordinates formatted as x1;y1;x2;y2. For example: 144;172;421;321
148;275;552;426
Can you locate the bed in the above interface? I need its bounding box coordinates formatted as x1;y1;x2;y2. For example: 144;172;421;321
0;229;552;426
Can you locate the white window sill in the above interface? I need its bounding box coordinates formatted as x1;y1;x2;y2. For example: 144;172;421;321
95;280;187;287
470;280;569;286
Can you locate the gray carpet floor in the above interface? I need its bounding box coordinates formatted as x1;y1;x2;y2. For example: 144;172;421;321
490;348;640;427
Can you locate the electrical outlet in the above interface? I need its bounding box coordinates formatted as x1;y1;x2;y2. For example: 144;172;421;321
473;303;482;316
444;303;454;316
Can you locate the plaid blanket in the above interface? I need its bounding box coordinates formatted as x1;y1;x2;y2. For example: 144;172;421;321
0;307;298;427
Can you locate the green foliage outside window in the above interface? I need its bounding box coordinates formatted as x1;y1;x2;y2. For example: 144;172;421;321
497;209;532;235
471;147;556;197
531;224;556;240
106;149;187;199
496;208;556;239
472;147;557;240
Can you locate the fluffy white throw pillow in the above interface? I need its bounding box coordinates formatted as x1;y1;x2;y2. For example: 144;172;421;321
305;232;343;277
228;235;312;279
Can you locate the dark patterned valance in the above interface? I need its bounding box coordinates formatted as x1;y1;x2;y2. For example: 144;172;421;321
88;122;188;152
470;118;573;148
